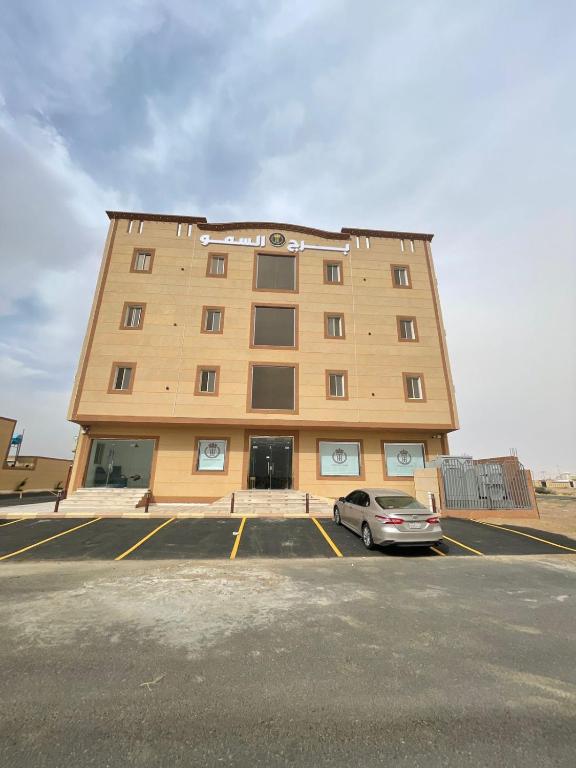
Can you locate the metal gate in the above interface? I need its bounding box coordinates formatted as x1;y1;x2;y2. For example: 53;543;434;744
439;457;532;510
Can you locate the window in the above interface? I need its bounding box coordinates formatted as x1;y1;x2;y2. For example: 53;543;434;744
254;253;296;291
391;265;411;288
195;367;219;395
194;438;228;473
252;305;296;348
202;307;224;334
109;364;135;393
403;373;425;401
318;440;362;477
324;261;343;285
250;364;296;411
131;249;154;273
206;254;227;278
397;316;418;342
122;303;145;329
325;313;345;339
383;442;426;477
326;370;348;399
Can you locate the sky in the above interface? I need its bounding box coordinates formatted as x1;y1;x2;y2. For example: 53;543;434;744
0;0;574;478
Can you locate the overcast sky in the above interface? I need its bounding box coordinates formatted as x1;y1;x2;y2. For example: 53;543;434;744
0;0;574;478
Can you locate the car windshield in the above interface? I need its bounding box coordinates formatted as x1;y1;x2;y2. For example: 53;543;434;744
375;496;427;510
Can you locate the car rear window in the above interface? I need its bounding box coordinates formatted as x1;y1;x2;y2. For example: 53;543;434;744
375;496;427;510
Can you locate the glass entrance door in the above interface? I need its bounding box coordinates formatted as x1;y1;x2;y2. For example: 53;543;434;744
248;436;293;489
85;439;154;488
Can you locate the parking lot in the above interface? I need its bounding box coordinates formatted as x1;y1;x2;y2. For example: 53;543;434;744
1;515;575;561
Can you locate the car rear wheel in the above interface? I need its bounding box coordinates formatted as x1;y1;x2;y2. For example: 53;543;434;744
362;522;375;550
333;506;342;525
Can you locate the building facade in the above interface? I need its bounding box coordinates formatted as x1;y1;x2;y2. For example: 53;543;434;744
67;212;458;502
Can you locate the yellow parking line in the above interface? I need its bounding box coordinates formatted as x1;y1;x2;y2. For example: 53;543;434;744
473;519;576;554
430;546;447;557
0;518;26;527
230;517;247;559
442;535;484;556
312;517;343;557
115;518;175;561
0;518;101;561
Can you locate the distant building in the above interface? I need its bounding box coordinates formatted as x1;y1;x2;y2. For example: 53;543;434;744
0;417;72;493
67;211;458;502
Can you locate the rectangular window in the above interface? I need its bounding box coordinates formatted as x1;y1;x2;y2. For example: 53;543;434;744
250;365;296;411
203;307;223;333
325;313;345;339
404;374;425;401
326;371;347;399
122;304;144;329
252;305;296;348
324;261;342;284
255;253;296;291
397;316;418;341
383;443;425;477
318;441;361;477
109;364;134;393
391;265;411;288
197;368;217;394
195;439;228;472
207;254;227;277
131;250;154;273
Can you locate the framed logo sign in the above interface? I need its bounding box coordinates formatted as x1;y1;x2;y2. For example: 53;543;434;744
269;232;286;247
319;441;361;477
384;443;425;477
196;439;227;471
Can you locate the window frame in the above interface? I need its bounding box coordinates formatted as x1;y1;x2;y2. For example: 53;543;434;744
108;362;136;394
205;253;228;279
247;362;299;414
402;372;427;402
316;439;365;479
130;248;155;274
195;366;220;396
323;259;343;285
390;264;412;289
120;302;146;330
250;303;298;350
201;306;225;335
252;251;299;294
325;369;349;400
324;312;346;340
192;437;230;475
396;315;419;342
381;441;427;480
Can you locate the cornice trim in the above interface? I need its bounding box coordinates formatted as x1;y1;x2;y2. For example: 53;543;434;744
341;228;434;241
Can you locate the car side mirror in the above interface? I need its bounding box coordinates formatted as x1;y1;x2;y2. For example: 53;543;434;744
338;496;345;502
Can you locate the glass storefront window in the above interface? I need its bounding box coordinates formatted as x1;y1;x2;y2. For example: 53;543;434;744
196;439;227;471
319;441;361;477
384;443;425;477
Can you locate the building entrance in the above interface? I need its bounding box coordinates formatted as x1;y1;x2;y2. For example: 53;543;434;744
84;439;154;488
248;436;293;489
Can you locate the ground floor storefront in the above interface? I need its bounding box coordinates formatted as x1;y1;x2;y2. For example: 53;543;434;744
69;424;449;503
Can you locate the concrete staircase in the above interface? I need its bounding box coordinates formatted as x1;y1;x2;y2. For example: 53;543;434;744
58;488;148;515
199;490;334;517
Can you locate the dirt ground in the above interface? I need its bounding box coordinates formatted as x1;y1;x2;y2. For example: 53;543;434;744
477;496;576;537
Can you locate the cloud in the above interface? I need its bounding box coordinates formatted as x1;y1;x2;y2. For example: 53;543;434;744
0;0;574;474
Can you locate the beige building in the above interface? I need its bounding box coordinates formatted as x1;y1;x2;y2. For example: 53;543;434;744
0;416;72;493
67;212;458;503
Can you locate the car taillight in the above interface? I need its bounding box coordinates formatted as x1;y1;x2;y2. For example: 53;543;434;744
426;516;440;524
375;515;404;524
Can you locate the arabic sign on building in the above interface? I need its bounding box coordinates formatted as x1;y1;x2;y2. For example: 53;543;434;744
384;443;425;477
197;440;227;471
319;441;361;476
199;233;349;255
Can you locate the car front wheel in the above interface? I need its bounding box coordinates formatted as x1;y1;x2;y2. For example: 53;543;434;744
333;506;342;525
362;522;375;550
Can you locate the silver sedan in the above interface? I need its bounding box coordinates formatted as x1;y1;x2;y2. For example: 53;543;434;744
333;488;442;550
